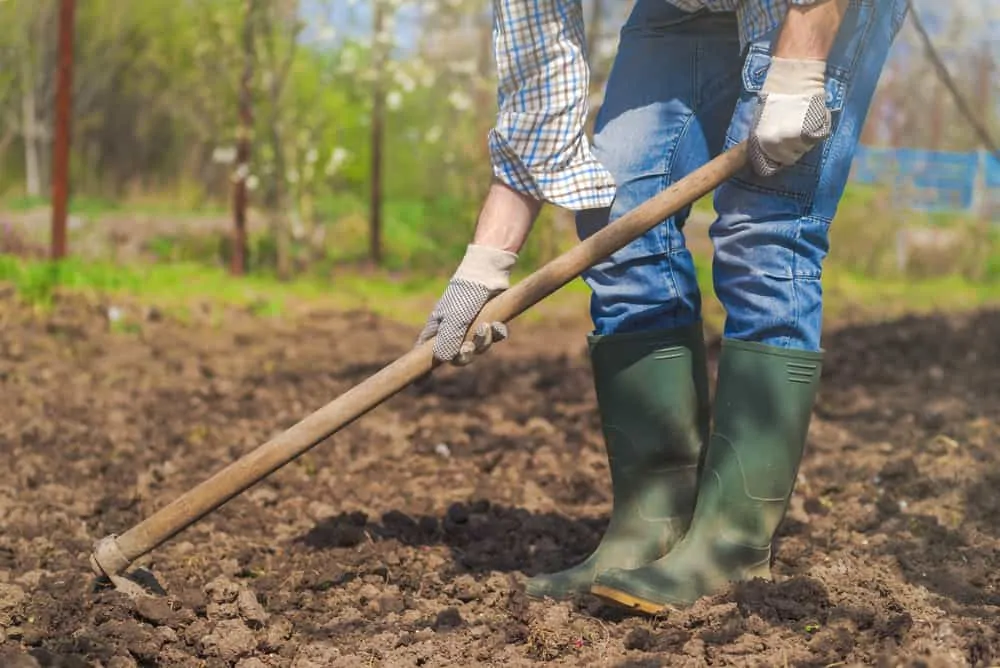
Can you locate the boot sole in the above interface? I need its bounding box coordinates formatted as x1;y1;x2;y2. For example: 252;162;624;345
589;584;673;616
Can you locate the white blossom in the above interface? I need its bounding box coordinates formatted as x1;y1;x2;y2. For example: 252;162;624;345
212;146;237;164
447;90;473;112
325;147;350;176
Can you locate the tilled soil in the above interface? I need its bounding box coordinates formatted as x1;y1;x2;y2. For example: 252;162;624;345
0;288;998;667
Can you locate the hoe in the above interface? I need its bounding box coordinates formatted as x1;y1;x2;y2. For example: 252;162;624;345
89;142;749;596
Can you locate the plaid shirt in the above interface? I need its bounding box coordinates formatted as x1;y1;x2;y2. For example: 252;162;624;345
488;0;822;210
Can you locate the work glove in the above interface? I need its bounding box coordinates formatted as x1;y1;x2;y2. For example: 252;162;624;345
416;244;517;366
749;56;832;177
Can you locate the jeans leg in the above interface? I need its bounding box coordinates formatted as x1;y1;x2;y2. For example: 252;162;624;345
575;2;741;336
710;0;908;350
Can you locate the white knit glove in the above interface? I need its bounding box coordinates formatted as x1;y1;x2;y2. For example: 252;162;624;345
749;57;833;177
416;244;517;365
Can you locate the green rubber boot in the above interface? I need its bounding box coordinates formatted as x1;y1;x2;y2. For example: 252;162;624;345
591;339;823;613
524;322;710;600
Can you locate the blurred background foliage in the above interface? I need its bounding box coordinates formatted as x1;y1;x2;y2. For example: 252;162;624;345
0;0;996;287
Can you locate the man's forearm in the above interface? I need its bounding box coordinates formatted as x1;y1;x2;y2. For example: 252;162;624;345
471;180;543;254
774;0;849;60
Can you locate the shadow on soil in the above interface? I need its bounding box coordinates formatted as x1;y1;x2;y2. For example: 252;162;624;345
297;502;606;577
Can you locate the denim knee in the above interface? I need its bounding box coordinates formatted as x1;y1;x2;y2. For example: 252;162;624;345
709;0;906;350
576;201;701;337
571;4;743;337
711;211;829;350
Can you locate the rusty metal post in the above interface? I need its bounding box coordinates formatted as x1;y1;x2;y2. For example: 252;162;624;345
51;0;76;261
231;0;255;276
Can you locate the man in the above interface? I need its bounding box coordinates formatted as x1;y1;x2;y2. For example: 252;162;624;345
416;0;907;614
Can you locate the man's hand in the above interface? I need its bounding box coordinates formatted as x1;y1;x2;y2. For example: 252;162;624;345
415;180;540;366
748;56;831;177
416;244;517;365
749;0;849;177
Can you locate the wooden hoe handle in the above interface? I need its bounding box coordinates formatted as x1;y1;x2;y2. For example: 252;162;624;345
90;142;749;578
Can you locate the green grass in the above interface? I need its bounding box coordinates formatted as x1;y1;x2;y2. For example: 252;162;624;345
823;270;1000;314
0;254;407;308
2;179;998;330
0;193;227;219
0;254;524;325
2;253;999;334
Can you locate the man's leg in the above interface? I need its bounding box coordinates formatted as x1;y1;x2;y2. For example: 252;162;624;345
590;0;908;612
525;1;742;600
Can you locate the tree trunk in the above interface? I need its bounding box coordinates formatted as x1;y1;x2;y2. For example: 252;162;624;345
21;59;41;199
0;128;15;172
271;0;299;279
586;0;607;127
50;0;75;261
231;0;256;276
586;0;604;64
267;119;291;279
369;0;386;267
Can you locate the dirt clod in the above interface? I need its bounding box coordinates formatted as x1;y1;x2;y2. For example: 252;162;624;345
433;607;463;630
237;588;268;628
134;596;177;626
0;649;40;668
291;642;342;668
204;576;241;604
200;618;257;662
0;583;25;612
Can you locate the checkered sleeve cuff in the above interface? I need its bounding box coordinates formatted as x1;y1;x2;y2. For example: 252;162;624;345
488;0;617;211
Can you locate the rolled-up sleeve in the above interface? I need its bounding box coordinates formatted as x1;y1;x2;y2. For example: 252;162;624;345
488;0;617;211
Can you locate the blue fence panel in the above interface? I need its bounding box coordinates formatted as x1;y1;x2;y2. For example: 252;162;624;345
985;152;1000;188
850;146;995;216
901;149;978;211
984;152;1000;219
851;146;898;185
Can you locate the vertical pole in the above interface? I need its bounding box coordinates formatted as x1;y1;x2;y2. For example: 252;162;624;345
860;80;881;146
369;0;385;267
232;0;255;276
974;46;993;220
929;78;944;150
584;0;606;135
51;0;75;261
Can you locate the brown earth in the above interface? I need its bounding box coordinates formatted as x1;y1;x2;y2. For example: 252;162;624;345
0;287;998;667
